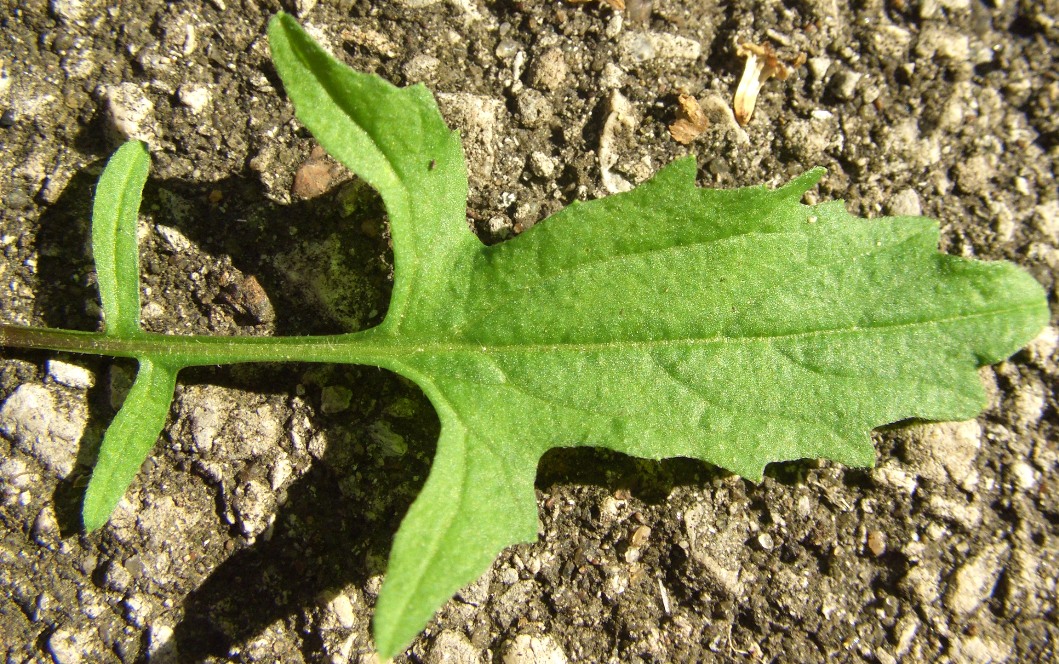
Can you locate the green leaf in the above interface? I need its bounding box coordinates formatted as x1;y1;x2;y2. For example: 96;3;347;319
92;140;149;338
83;358;178;531
266;14;1048;657
267;14;479;331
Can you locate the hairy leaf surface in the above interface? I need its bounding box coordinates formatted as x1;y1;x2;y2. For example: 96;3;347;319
92;140;149;337
268;15;1048;657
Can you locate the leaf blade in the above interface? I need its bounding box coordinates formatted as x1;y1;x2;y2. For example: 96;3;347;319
372;395;540;658
267;13;478;330
374;160;1048;652
83;358;178;531
92;140;149;338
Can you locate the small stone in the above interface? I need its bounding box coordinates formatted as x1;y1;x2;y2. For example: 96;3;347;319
328;593;356;630
427;629;479;664
103;82;156;144
123;594;153;628
830;70;862;101
926;495;982;530
232;479;276;537
403;54;441;82
618;31;701;65
872;463;918;495
946;543;1010;616
176;84;211;115
600;62;625;89
903;420;982;491
100;558;133;593
0;383;87;478
1010;461;1037;491
950;635;1013;664
147;624;178;664
369;420;407;457
529;151;556;178
294;0;318;16
915;25;970;61
807;56;832;81
32;505;61;543
886;188;922;217
866;530;886;557
436;93;506;183
48;626;98;664
1013;378;1047;426
46;359;95;389
900;564;941;604
756;532;775;551
292;158;334;200
528;48;568;91
515;89;552;128
953;155;994;196
270;456;293;491
502;634;568;664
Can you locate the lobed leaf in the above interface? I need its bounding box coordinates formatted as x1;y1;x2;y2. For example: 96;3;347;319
265;15;1048;657
91;140;149;338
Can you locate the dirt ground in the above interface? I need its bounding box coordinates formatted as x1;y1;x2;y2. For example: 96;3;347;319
1;0;1057;662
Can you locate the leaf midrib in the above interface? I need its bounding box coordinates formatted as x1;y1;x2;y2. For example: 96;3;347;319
402;300;1041;357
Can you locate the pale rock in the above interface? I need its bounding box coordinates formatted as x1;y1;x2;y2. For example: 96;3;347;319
0;383;87;478
618;31;701;65
946;542;1010;616
600;62;625;89
1025;326;1058;364
46;359;95;389
529;151;556;179
232;478;276;537
436;93;505;184
926;494;982;530
903;420;981;491
147;623;179;663
1009;461;1037;491
808;56;832;80
176;84;211;115
900;564;941;604
320;385;353;413
1013;377;1047;426
0;456;37;504
123;593;153;628
528;47;568;91
32;505;61;542
403;54;441;82
427;629;479;664
1032;200;1059;243
328;593;356;630
50;0;95;21
270;455;293;491
502;634;568;664
886;188;922;217
949;634;1013;663
48;625;99;664
103;82;156;144
294;0;318;16
893;614;919;657
915;25;970;61
830;70;861;101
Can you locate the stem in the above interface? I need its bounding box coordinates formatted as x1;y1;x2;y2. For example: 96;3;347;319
0;324;405;369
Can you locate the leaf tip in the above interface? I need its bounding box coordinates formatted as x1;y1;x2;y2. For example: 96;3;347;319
781;167;826;198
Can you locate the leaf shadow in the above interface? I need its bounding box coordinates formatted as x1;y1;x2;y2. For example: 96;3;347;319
171;397;436;660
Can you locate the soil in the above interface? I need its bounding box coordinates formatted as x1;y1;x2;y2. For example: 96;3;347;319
1;0;1057;662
